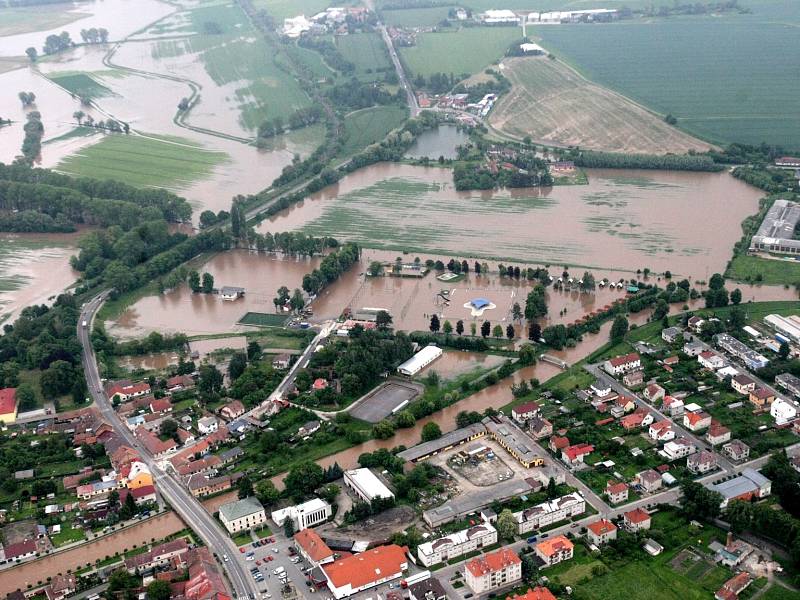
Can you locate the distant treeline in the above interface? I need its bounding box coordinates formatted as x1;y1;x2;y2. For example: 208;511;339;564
571;150;724;172
0;163;192;232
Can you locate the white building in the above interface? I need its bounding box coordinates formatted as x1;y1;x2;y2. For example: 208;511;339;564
513;492;585;534
764;314;800;344
271;498;332;531
464;548;521;595
660;438;696;460
417;523;497;567
603;353;641;376
343;468;394;502
397;346;443;376
218;496;267;533
481;9;520;24
198;416;218;434
771;397;799;425
283;15;312;38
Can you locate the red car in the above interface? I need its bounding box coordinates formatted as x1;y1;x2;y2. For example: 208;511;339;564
239;547;246;553
267;556;274;562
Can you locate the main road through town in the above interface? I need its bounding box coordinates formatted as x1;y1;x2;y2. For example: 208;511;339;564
78;292;259;600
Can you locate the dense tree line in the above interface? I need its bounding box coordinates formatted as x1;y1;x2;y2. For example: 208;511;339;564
79;27;109;44
42;31;72;54
18;111;43;165
256;106;324;142
324;78;400;111
732;166;799;194
453;160;552;191
571;150;724;172
409;331;489;351
297;37;354;74
301;242;360;295
0;162;192;222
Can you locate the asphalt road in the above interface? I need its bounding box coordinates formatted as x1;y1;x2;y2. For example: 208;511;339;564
78;292;259;600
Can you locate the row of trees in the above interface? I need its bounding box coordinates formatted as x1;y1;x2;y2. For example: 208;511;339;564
256;106;324;142
570;150;724;172
300;242;360;295
17;111;43;165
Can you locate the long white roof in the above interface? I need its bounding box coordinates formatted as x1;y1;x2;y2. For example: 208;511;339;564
397;345;442;375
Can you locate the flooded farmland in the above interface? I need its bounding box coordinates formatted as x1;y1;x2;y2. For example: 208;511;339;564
0;232;81;325
258;163;763;279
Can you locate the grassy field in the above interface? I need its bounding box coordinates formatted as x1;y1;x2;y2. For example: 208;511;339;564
726;255;800;286
148;1;312;128
56;134;227;189
399;27;520;79
0;5;82;36
238;312;289;327
335;32;392;80
759;585;800;600
48;73;113;99
490;56;710;154
252;0;333;21
285;43;335;80
533;3;800;147
337;105;408;158
382;7;455;27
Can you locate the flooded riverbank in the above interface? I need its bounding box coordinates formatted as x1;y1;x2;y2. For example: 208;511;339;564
0;232;82;326
258;163;763;279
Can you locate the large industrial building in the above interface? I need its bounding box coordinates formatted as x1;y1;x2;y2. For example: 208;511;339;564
397;345;443;376
749;199;800;255
343;468;394;502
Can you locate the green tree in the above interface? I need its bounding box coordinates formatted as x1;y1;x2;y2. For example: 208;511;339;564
256;480;280;506
506;324;515;339
429;314;440;333
546;477;557;499
247;340;262;360
368;261;382;276
680;481;722;521
290;288;305;311
396;411;416;428
492;324;503;338
421;422;442;442
146;580;171;600
201;272;214;293
188;270;200;293
198;364;223;394
456;320;464;335
496;508;517;540
14;383;37;411
470;322;477;336
373;419;396;439
284;461;324;500
160;418;179;441
228;352;247;381
284;518;295;538
238;475;254;499
376;310;392;329
25;47;37;62
40;360;75;398
512;302;523;321
518;344;536;365
730;288;742;305
443;320;453;334
779;342;790;360
481;321;490;338
610;314;629;342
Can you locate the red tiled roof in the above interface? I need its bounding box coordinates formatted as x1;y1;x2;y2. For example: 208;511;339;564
535;536;573;558
609;352;640;367
294;528;333;562
550;436;570;449
563;443;594;461
466;548;520;577
322;545;408;590
606;481;628;495
650;420;672;432
587;519;617;536
4;539;36;559
150;398;172;413
108;382;150;397
624;508;650;524
0;388;17;414
132;485;156;499
513;401;540;415
507;588;557;600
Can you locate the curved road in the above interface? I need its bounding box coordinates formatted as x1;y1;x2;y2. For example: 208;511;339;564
78;292;258;600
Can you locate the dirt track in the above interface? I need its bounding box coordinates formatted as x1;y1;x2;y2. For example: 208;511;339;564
490;56;713;155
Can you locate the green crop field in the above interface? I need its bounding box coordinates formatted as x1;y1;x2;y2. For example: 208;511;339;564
534;2;800;147
56;134;227;190
726;254;800;286
285;43;335;79
238;312;289;327
337;105;408;158
335;33;392;80
48;73;114;99
252;0;332;21
382;7;455;27
399;27;520;79
0;6;82;36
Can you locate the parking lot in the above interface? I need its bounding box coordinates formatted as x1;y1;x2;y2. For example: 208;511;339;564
349;380;423;423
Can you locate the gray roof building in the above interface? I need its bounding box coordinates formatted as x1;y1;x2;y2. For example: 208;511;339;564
750;199;800;254
219;496;264;522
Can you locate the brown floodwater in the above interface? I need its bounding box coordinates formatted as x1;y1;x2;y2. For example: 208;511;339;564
0;511;185;595
257;163;764;280
0;232;82;326
418;349;506;379
107;251;322;338
0;0;175;58
188;336;248;360
119;352;180;372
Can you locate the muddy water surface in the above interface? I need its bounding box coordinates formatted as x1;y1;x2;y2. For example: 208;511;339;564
258;163;763;279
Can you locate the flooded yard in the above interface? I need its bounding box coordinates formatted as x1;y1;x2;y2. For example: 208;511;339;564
258;163;763;279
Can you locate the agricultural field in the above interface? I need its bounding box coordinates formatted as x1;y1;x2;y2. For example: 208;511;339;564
490;56;711;154
534;3;800;146
335;32;392;80
56;133;227;189
238;312;289;327
726;254;800;286
48;73;114;99
0;5;82;36
252;0;333;21
337;105;407;158
381;7;455;27
399;27;520;79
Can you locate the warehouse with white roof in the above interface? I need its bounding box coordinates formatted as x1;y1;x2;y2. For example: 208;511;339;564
397;345;443;376
343;468;394;502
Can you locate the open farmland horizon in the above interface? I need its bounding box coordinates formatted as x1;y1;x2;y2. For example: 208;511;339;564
490;56;712;154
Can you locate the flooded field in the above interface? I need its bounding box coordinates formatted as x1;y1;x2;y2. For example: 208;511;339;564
118;352;180;372
0;232;81;325
189;336;247;360
107;251;321;339
418;349;507;379
258;163;763;279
